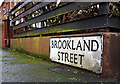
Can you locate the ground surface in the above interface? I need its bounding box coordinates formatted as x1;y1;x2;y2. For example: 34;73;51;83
0;49;119;83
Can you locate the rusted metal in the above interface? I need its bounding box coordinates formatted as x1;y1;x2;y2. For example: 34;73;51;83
101;33;120;78
8;2;120;38
107;33;120;77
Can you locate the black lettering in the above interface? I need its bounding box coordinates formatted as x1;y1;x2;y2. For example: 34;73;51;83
62;40;67;49
54;40;58;48
91;40;99;51
76;40;82;51
66;40;71;49
83;40;90;51
79;54;84;65
70;53;73;63
65;52;69;62
74;54;78;64
58;40;62;49
51;40;54;48
72;40;76;50
61;52;64;61
58;51;60;60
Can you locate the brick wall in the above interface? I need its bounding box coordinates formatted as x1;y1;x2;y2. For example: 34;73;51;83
0;1;14;48
0;26;2;47
0;7;2;21
2;20;7;48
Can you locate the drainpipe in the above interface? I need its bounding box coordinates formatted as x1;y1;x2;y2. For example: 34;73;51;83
7;2;10;48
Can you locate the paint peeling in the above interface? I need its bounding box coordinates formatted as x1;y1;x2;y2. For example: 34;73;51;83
50;35;103;74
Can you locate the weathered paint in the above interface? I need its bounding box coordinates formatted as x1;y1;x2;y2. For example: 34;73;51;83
102;33;120;78
10;39;19;49
13;28;80;38
10;37;50;56
50;36;103;74
38;37;50;56
10;32;120;78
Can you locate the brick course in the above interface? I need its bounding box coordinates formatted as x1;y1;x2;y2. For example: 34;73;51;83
0;1;15;48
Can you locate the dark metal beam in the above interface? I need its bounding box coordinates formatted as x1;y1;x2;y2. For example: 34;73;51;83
9;2;23;14
13;2;81;30
99;2;109;15
7;16;10;47
14;14;107;36
12;2;51;22
107;15;120;28
14;14;120;37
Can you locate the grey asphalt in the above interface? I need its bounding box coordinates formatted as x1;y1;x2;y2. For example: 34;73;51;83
0;49;119;83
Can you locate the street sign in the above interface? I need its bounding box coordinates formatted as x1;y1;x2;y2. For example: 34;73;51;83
50;35;103;74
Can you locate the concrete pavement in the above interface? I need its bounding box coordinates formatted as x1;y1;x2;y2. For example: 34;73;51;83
0;49;119;82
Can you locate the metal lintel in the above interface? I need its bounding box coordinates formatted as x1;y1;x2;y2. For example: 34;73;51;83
99;2;109;15
107;15;120;28
13;2;80;30
14;14;108;36
14;14;120;36
12;2;51;22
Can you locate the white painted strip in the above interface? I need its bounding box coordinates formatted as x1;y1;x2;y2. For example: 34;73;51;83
50;35;103;74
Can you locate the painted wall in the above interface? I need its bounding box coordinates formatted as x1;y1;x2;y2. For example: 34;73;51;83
10;37;50;56
10;32;120;78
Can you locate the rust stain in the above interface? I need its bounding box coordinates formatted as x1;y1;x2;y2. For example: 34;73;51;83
10;32;120;78
38;37;50;56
